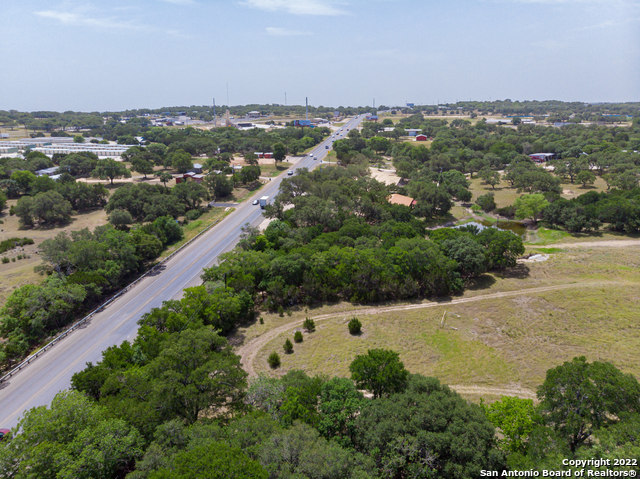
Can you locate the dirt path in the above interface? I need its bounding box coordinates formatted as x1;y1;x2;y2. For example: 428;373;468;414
551;239;640;248
449;385;537;400
236;280;626;378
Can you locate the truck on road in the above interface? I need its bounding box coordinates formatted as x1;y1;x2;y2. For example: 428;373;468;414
259;196;269;209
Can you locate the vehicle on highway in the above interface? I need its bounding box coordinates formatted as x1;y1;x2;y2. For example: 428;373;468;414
259;196;269;209
325;145;329;149
252;199;259;205
309;153;313;157
287;170;293;175
0;429;10;441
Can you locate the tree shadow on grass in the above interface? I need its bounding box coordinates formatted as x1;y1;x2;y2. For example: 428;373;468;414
465;274;497;291
493;263;530;280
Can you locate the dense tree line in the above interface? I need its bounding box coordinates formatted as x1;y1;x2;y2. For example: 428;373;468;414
201;167;523;311
10;174;108;227
541;188;640;233
0;220;183;366
3;308;638;479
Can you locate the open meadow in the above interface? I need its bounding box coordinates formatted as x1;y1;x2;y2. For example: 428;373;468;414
236;242;640;402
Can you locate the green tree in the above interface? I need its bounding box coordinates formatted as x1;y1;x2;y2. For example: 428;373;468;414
476;192;497;212
441;235;488;278
205;173;233;199
317;377;366;447
483;396;540;454
303;318;315;333
108;209;133;230
239;165;261;184
273;142;286;165
293;331;303;343
283;338;293;354
10;170;36;195
348;317;362;335
130;155;154;179
172;182;207;210
479;167;501;189
537;356;640;453
156;171;173;190
147;327;247;424
169;149;193;174
576;170;596;187
349;349;408;398
514;193;549;224
0;390;144;479
92;159;131;185
149;441;267;479
268;352;281;369
354;375;505;479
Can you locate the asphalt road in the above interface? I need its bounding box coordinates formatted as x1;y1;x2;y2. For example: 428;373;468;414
0;115;363;428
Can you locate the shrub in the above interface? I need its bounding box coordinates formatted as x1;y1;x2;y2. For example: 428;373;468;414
283;339;293;354
268;352;281;369
496;205;516;219
348;317;362;335
2;257;9;264
303;318;315;333
476;192;496;212
185;209;203;221
293;331;303;343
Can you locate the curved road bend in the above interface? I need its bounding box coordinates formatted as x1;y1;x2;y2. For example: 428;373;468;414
0;116;364;428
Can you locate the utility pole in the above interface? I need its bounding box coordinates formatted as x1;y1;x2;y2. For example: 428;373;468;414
284;91;287;106
212;97;217;127
305;97;308;122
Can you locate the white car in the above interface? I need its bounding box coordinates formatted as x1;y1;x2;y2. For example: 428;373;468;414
287;170;294;176
252;199;259;205
309;153;314;157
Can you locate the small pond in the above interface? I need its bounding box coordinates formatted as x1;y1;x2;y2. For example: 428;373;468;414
456;220;527;237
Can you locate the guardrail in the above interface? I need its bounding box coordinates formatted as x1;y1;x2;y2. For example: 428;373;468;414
0;208;234;384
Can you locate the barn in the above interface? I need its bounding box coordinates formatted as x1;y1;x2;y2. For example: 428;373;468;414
415;134;428;142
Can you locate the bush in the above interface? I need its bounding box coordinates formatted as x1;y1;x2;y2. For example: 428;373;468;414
348;317;362;335
268;352;281;369
496;205;516;219
303;318;315;333
293;331;303;343
185;209;203;221
0;237;34;254
283;338;293;354
476;192;496;212
2;257;9;264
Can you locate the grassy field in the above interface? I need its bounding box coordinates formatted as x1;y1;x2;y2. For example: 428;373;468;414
238;245;640;401
0;203;109;306
468;175;609;209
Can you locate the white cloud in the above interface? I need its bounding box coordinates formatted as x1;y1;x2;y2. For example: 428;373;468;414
159;0;197;5
35;10;133;30
34;8;188;37
242;0;347;15
266;26;311;36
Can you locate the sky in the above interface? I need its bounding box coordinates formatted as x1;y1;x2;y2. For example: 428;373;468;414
0;0;639;111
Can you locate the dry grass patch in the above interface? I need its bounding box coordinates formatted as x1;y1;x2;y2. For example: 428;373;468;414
0;204;109;306
238;246;640;400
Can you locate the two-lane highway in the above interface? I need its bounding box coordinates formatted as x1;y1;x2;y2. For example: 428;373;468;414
0;115;363;428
